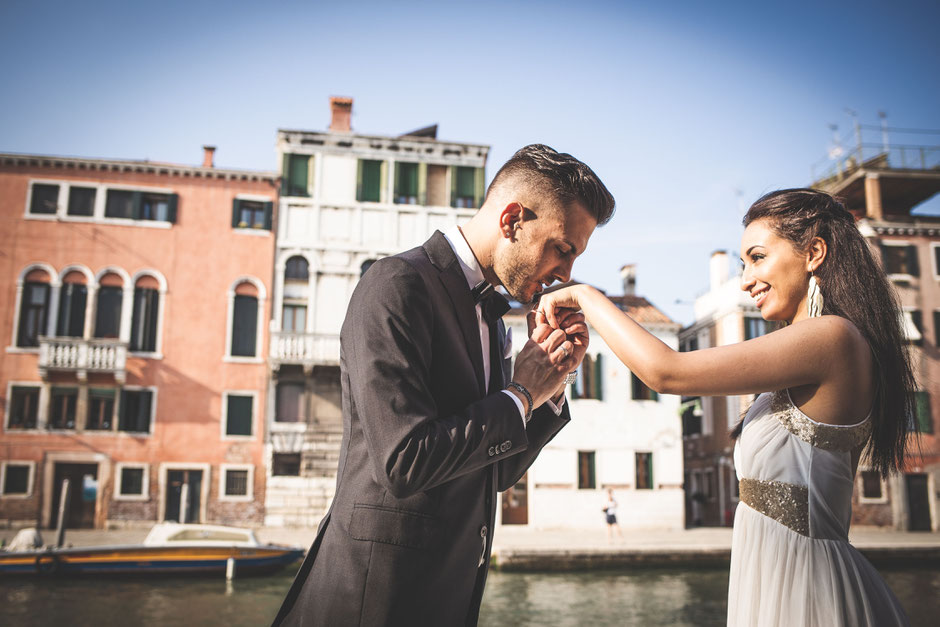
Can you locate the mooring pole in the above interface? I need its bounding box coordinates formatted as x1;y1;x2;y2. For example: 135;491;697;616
179;482;190;523
55;479;71;548
226;557;235;581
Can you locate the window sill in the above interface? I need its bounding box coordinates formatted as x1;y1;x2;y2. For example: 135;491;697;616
888;274;915;283
859;496;889;505
270;422;307;432
23;214;174;228
224;356;264;364
222;435;256;441
233;228;271;236
0;493;34;499
6;346;40;354
23;213;58;220
113;494;150;502
218;495;254;503
129;351;163;360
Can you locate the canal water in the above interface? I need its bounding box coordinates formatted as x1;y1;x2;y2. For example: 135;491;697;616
2;567;937;626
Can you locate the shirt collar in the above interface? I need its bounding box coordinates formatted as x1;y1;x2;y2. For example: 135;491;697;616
442;226;485;290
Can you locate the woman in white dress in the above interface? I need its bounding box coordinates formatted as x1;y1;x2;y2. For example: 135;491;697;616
536;189;913;626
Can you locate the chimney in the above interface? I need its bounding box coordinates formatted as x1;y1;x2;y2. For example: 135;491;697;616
202;145;215;168
709;250;729;291
620;264;636;296
329;96;353;132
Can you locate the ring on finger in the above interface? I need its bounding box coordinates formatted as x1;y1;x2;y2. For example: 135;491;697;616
560;346;569;359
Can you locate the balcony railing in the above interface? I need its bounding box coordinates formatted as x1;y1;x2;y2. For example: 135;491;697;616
270;332;340;367
38;337;128;382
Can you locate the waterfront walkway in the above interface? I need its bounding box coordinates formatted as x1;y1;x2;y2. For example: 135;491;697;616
3;525;938;570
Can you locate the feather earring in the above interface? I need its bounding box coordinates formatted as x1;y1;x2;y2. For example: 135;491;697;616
807;274;824;318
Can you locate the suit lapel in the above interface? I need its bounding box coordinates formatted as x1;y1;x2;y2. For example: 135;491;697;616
424;231;487;396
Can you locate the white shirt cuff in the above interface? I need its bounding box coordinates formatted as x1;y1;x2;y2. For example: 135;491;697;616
545;394;565;416
501;389;527;428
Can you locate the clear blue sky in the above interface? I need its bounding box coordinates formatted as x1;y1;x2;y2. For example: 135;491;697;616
3;0;939;324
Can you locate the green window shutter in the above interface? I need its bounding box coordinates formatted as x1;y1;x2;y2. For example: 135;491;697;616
474;167;485;208
264;202;273;231
284;154;309;197
281;154;289;195
450;166;458;207
915;391;933;433
648;455;654;489
359;160;382;202
166;194;178;223
118;390;128;431
232;198;242;228
396;162;419;201
593;353;603;400
456;166;475;197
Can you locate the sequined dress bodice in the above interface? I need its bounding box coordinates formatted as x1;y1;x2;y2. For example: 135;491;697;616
733;389;870;540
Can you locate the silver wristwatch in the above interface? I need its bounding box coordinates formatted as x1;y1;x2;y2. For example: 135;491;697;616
563;370;578;385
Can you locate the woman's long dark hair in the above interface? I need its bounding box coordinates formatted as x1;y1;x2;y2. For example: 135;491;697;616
737;188;915;477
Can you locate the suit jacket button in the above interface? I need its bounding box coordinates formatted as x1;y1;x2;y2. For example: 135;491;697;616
501;440;511;452
480;525;487;537
488;446;495;456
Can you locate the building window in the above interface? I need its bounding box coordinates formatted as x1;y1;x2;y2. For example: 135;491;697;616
105;190;177;222
231;294;258;357
7;386;40;430
933;244;940;279
285;256;309;281
1;463;33;496
911;391;933;434
571;354;603;400
17;281;50;347
451;166;482;208
881;244;919;277
357;159;383;202
577;451;596;489
394;162;420;204
861;470;883;500
119;389;153;433
56;282;87;337
222;467;251;499
680;337;699;352
225;394;254;437
704;469;716;500
276;382;304;423
904;310;924;346
130;287;159;352
118;466;146;497
272;453;301;476
636;452;654;490
632;373;659;401
681;399;702;436
232;198;272;230
29;183;59;214
282;154;310;197
282;304;307;333
49;387;78;430
67;186;96;217
94;285;122;339
87;389;116;431
744;316;769;340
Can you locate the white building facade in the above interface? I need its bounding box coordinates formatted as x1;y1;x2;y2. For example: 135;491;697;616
264;98;489;526
499;274;685;531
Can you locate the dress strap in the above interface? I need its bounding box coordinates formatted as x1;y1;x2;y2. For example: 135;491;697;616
772;390;872;452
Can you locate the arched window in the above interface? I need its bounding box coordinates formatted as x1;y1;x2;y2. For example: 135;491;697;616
17;268;52;347
131;275;161;352
57;271;88;338
285;256;309;281
94;272;124;339
231;281;259;357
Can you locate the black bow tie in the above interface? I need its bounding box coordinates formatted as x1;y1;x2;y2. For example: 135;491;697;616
471;281;510;324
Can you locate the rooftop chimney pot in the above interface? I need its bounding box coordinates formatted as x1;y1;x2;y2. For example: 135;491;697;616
202;145;216;168
329;96;353;132
620;264;636;296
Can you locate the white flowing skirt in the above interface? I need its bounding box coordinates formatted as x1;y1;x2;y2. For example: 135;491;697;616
727;503;909;627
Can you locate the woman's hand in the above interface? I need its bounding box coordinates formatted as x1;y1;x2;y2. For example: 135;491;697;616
536;285;588;329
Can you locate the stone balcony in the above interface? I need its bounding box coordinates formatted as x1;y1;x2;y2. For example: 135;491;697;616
38;336;128;383
270;332;340;369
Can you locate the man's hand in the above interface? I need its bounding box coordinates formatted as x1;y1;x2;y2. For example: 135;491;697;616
509;310;590;410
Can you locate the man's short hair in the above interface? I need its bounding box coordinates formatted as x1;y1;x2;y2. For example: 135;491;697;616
485;144;615;225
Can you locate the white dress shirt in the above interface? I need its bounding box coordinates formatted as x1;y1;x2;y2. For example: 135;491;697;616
441;227;564;424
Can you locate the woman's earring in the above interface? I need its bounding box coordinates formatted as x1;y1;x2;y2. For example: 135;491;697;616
807;274;824;318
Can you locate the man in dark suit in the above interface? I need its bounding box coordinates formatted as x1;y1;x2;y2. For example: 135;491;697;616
273;144;615;626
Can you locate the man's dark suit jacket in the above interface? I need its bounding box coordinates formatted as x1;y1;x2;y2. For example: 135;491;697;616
273;231;570;627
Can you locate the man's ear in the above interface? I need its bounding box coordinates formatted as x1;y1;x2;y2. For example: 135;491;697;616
807;236;827;272
499;202;524;240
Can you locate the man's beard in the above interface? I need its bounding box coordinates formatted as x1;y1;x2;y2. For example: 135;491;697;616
498;256;540;305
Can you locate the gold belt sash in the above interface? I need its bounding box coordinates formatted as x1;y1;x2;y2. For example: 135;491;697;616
739;477;809;536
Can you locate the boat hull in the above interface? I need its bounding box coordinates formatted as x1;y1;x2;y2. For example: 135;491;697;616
0;545;304;577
